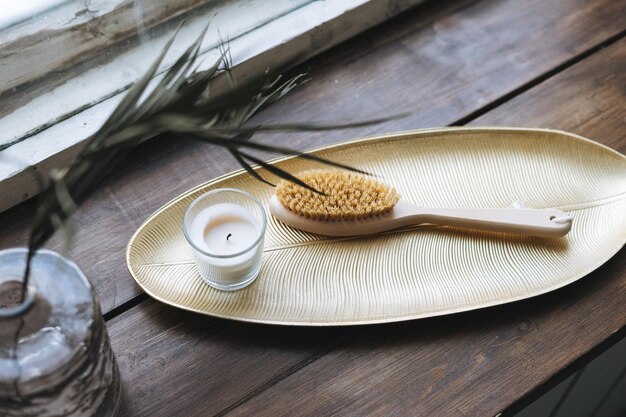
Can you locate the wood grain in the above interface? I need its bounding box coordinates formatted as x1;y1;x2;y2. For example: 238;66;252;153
471;42;626;154
224;37;626;417
109;300;350;416
1;0;624;315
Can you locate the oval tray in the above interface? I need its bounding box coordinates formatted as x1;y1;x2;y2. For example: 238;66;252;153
126;128;626;325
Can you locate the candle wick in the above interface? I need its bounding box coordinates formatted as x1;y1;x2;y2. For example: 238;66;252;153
227;233;232;241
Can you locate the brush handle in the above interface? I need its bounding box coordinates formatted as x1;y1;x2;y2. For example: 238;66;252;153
424;208;571;237
398;202;572;238
268;197;572;238
394;203;572;237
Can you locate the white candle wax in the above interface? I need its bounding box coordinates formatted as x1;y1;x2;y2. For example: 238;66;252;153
188;203;263;289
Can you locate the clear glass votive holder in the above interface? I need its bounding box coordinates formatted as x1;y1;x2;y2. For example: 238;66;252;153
183;188;267;291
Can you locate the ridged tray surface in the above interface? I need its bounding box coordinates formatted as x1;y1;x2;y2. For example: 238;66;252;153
127;128;626;325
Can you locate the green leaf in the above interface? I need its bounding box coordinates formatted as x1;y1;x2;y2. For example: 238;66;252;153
238;151;323;194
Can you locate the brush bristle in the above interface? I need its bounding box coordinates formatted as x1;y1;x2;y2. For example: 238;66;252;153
275;169;400;220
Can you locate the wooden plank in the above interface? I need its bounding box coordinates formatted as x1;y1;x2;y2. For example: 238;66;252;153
224;37;626;417
0;0;622;315
471;51;626;155
108;299;350;416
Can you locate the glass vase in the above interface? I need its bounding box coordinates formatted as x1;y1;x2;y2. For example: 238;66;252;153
0;248;121;417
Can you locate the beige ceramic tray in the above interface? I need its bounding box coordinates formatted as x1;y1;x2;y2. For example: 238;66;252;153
127;128;626;325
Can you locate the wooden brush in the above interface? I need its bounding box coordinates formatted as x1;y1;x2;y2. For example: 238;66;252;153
269;169;572;238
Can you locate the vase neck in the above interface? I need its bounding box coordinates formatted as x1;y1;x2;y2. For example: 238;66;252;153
0;280;36;318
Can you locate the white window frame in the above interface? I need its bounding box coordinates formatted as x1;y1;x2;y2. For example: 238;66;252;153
0;0;424;212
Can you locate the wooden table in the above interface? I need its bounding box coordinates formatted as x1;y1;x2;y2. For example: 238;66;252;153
1;0;625;415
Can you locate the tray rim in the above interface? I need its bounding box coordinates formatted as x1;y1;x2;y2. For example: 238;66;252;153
126;127;626;326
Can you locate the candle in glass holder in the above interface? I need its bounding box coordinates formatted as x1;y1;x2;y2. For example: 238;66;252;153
183;189;266;290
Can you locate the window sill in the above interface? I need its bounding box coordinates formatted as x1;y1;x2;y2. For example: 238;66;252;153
0;0;423;212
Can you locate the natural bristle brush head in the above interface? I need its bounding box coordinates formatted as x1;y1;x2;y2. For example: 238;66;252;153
275;169;400;221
